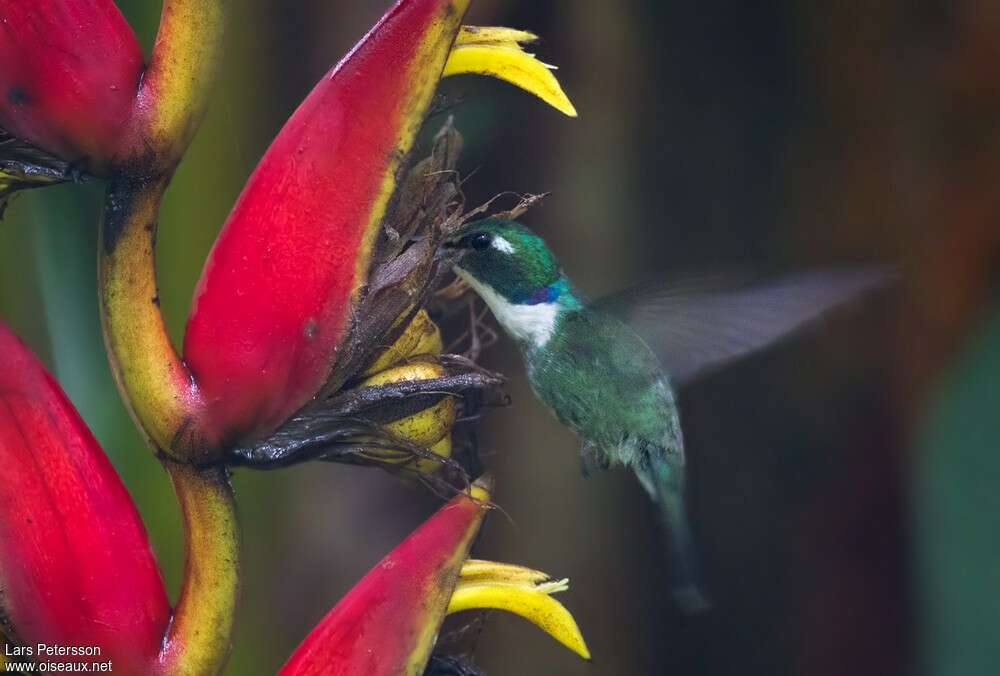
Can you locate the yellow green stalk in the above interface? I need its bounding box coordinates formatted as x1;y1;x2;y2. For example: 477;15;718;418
129;0;231;170
157;463;241;676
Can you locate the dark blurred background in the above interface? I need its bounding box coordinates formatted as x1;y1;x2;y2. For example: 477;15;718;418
2;1;999;674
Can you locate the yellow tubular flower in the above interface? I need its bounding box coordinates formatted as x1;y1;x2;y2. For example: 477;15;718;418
360;361;456;447
444;25;578;117
448;559;591;661
415;434;452;474
363;309;444;376
356;360;456;475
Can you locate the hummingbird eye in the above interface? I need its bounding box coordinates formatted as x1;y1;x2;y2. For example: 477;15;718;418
463;232;493;251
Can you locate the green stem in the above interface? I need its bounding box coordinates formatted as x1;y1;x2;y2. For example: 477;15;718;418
157;463;241;676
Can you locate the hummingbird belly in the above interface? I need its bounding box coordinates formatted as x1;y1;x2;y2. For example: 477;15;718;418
523;308;684;474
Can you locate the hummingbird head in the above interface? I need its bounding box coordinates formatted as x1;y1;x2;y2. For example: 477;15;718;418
444;219;579;346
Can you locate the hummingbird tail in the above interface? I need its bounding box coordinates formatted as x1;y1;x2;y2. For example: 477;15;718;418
637;454;712;613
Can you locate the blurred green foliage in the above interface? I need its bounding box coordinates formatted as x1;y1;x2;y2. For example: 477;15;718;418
916;307;1000;676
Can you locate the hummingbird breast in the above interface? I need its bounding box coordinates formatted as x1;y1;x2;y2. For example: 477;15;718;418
522;307;684;472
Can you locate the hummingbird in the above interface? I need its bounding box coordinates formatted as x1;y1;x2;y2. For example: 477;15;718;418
443;218;889;611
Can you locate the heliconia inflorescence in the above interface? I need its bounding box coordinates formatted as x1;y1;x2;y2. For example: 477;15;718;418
184;0;473;446
280;482;490;676
0;0;588;672
0;0;144;169
281;479;590;675
0;323;170;673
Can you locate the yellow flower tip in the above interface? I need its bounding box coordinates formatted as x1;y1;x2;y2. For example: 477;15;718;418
449;560;591;661
457;26;540;46
445;25;579;117
536;577;570;595
470;473;493;502
460;559;552;585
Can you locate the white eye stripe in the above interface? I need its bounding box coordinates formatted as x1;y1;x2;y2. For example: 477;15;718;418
491;236;516;254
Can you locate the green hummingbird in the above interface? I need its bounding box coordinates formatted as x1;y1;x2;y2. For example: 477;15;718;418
443;218;888;612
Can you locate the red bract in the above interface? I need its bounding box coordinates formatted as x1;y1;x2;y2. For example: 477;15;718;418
280;486;488;676
0;323;169;672
0;0;144;167
184;0;469;445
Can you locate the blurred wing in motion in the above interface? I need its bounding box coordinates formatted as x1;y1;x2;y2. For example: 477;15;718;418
596;267;894;387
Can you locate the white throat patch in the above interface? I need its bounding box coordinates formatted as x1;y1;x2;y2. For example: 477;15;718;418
456;269;560;347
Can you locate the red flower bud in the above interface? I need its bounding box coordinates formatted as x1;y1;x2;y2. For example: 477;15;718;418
280;483;489;676
0;323;169;671
0;0;144;168
184;0;469;444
